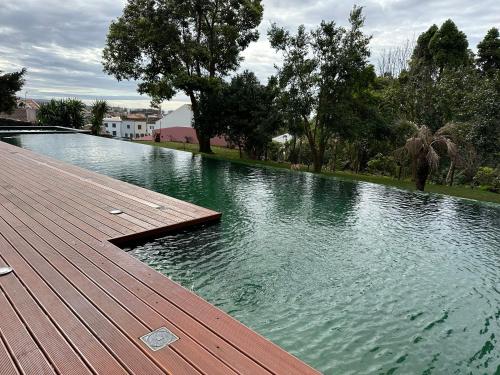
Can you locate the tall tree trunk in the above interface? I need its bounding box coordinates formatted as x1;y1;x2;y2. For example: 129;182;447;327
312;152;322;173
188;91;212;154
197;130;212;153
415;154;430;191
305;132;323;173
331;139;337;172
446;159;456;186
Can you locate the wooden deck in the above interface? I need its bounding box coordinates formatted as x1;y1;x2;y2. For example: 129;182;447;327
0;140;319;375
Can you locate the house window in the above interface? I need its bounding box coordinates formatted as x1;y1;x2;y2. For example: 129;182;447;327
105;123;108;128
127;125;130;129
112;131;117;136
138;125;142;130
112;123;116;128
125;133;128;137
141;133;144;137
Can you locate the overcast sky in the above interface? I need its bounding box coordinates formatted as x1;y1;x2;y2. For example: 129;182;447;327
0;0;498;109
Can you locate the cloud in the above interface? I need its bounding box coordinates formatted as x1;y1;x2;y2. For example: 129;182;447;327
0;0;498;109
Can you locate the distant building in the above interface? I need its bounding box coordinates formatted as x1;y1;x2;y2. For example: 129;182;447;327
122;116;147;139
272;133;293;144
0;98;40;124
150;104;227;146
103;117;122;137
103;114;155;139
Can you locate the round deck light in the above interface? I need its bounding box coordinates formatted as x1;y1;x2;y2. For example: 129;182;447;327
0;267;13;276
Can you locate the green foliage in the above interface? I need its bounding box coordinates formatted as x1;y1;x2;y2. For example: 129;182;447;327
367;153;397;176
37;99;85;128
103;0;263;152
0;68;26;113
90;100;110;135
221;71;282;159
458;73;500;161
269;6;374;172
411;25;438;69
473;167;499;192
394;20;471;131
428;20;470;72
477;28;500;74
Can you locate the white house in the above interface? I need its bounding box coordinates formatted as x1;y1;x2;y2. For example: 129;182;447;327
103;117;122;137
122;118;147;139
272;133;293;144
152;104;227;146
154;104;193;130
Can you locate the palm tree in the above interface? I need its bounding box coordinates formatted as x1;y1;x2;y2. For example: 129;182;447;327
65;98;85;128
90;100;109;136
398;122;458;191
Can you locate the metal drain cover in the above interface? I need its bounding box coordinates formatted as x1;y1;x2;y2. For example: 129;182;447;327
140;327;178;351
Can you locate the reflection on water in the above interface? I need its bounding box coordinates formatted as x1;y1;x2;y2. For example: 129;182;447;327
4;134;500;374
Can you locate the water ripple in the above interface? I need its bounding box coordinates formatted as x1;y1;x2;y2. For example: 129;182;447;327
7;133;500;374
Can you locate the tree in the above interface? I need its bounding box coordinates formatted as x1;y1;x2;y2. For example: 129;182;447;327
394;20;471;132
428;20;469;74
222;71;281;159
90;100;110;135
65;99;85;129
37;99;84;128
103;0;263;153
0;69;26;114
477;28;500;74
376;39;415;78
435;122;471;185
269;6;372;173
411;25;438;71
398;123;457;191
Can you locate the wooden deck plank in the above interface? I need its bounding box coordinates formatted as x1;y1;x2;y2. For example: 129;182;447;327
11;150;209;220
0;270;93;375
0;211;195;375
0;334;20;375
0;234;130;375
0;140;320;374
0;288;56;375
0;174;272;374
0;153;172;229
0;156;152;234
0;194;240;374
0;150;207;232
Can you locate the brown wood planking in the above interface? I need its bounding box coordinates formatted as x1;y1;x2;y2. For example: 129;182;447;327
0;289;57;375
0;233;130;375
0;267;93;375
0;152;178;231
0;333;20;375
0;195;239;374
0;173;272;374
0;140;320;374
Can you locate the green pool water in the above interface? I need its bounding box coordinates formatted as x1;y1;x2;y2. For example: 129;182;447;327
4;134;500;374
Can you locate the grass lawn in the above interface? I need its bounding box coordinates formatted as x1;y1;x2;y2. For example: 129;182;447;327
135;140;500;204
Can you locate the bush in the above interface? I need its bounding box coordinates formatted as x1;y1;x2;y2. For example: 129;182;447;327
473;167;495;185
367;153;397;176
473;167;499;192
267;141;284;161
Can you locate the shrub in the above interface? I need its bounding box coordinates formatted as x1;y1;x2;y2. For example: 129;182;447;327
473;167;499;192
367;153;397;176
473;167;495;185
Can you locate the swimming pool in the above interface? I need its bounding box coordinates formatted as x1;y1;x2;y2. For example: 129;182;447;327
4;133;499;374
